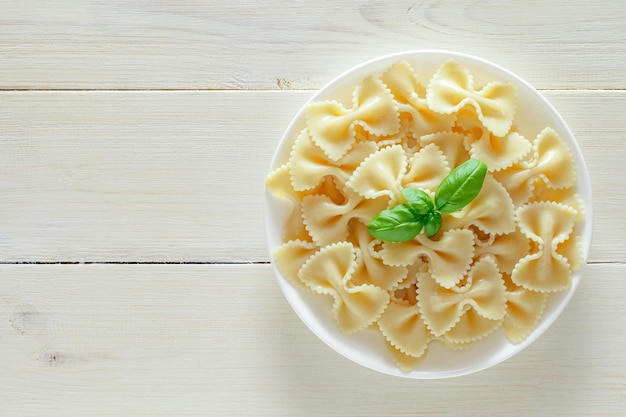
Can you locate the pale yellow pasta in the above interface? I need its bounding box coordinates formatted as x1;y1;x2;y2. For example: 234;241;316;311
402;143;450;191
434;337;476;352
378;300;431;358
529;181;585;272
402;258;429;287
397;117;422;155
347;220;408;290
419;131;470;170
298;242;390;334
494;127;577;205
267;162;346;209
392;283;418;305
369;116;416;150
443;175;516;235
301;187;389;246
502;280;548;343
273;239;319;286
393;259;427;294
306;75;400;161
512;202;579;292
264;163;311;242
281;202;311;242
453;107;487;141
474;228;531;274
289;128;378;191
380;60;456;138
347;144;407;203
470;130;532;172
530;179;585;222
444;308;503;344
556;230;584;272
266;163;299;204
267;58;586;372
385;338;428;372
454;107;531;172
427;60;517;136
382;229;475;288
380;60;427;105
418;257;507;337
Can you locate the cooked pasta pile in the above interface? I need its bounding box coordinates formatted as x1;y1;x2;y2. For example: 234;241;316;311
266;59;584;371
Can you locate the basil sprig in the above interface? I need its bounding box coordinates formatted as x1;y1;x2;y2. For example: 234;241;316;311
368;159;487;242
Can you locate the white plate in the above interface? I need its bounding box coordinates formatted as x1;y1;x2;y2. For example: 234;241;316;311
264;50;593;379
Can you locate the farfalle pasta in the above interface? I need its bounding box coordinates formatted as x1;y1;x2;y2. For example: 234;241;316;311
426;60;517;136
306;75;400;161
298;242;390;334
267;59;585;372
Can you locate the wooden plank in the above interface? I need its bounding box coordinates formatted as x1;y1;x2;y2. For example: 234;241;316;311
0;90;620;262
0;91;309;262
0;263;623;416
1;0;625;90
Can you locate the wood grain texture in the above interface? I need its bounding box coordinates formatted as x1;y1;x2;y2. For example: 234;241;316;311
0;263;624;417
1;0;625;90
0;91;306;262
2;1;624;415
0;90;621;262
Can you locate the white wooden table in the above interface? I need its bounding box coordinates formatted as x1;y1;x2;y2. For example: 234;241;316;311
1;1;624;416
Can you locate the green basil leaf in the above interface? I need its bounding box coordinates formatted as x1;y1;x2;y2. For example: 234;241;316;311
435;159;488;214
401;188;434;215
368;204;423;242
424;210;442;238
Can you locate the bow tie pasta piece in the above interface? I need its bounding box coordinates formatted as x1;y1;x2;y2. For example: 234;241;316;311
503;280;549;343
474;228;531;275
512;202;578;292
298;242;390;334
494;128;577;205
418;257;507;337
289;129;378;191
382;229;475;288
420;131;471;170
273;240;320;286
301;187;390;246
306;76;401;161
347;145;407;204
378;299;432;358
402;143;450;191
443;175;516;236
427;60;517;137
347;221;408;290
380;60;456;138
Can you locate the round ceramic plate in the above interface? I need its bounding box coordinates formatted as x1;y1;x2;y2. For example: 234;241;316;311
264;50;593;378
